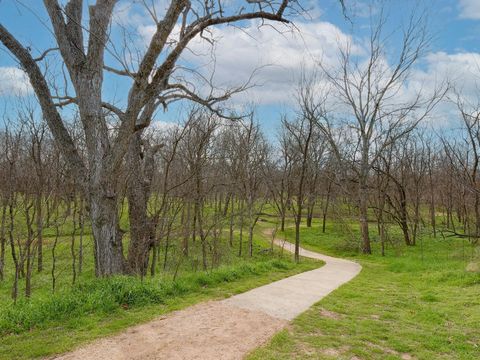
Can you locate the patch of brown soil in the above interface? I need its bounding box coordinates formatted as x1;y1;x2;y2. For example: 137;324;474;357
319;308;344;320
321;345;350;357
50;301;286;360
322;348;341;356
365;341;416;360
466;262;480;273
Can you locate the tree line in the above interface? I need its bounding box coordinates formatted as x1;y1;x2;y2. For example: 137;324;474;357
0;0;478;295
1;93;479;300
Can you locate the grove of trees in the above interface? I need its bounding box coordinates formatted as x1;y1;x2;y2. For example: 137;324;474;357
0;1;479;305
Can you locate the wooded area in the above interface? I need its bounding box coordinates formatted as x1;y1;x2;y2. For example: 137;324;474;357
0;1;479;359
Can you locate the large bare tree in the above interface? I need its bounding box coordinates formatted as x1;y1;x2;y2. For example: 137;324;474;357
0;0;296;275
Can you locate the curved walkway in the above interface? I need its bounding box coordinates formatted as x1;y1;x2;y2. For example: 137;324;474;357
52;230;361;360
222;231;362;320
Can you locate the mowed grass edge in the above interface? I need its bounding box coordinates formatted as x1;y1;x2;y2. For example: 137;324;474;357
248;220;480;360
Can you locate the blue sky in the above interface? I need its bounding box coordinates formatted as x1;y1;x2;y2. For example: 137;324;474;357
1;0;480;133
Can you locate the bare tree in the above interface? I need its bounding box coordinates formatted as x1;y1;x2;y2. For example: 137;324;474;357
309;7;443;253
442;91;480;241
282;110;320;262
0;0;297;275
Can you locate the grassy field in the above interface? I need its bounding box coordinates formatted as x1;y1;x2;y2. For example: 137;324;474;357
249;219;480;360
2;206;479;360
0;221;321;360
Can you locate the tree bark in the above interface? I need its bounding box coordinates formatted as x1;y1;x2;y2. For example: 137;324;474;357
126;134;156;275
358;182;371;254
90;186;126;276
0;204;6;281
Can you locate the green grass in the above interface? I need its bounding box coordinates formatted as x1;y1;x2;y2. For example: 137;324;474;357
248;220;480;360
0;220;321;360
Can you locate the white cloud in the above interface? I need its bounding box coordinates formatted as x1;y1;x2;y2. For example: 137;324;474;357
172;20;356;106
110;2;480;130
148;120;180;133
458;0;480;20
111;2;355;107
0;67;32;96
406;51;480;127
411;51;480;103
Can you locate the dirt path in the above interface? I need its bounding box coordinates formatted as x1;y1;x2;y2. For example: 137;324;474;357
51;230;361;360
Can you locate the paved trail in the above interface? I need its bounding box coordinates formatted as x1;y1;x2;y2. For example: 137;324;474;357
52;230;361;360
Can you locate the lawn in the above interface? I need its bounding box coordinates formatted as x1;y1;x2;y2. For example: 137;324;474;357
249;220;480;360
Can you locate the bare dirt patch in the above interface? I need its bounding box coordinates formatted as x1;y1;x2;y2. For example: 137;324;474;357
322;348;341;356
51;301;286;360
466;262;480;273
319;308;344;320
365;341;416;359
321;345;350;357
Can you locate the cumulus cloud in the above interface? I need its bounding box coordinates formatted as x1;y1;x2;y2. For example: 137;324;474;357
411;52;480;102
458;0;480;20
170;20;355;106
0;67;32;96
111;2;480;129
404;51;480;126
111;2;356;107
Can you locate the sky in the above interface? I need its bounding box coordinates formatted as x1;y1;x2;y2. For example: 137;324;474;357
1;0;480;134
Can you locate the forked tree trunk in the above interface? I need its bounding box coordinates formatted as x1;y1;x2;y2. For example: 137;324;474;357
75;61;127;277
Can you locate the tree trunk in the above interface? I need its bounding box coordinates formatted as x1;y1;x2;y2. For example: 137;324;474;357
359;183;371;254
126;189;153;276
248;197;254;257
36;191;43;272
306;197;314;228
24;201;34;298
429;185;436;238
238;199;244;257
322;181;332;233
229;198;234;247
398;185;412;246
295;208;302;263
0;204;6;281
8;202;19;302
78;197;84;274
89;188;126;277
126;133;157;276
183;201;191;256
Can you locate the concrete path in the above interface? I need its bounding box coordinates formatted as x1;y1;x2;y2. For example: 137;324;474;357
222;234;362;320
51;230;361;360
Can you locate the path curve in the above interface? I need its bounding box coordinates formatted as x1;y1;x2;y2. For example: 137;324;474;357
51;230;361;360
222;230;362;320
